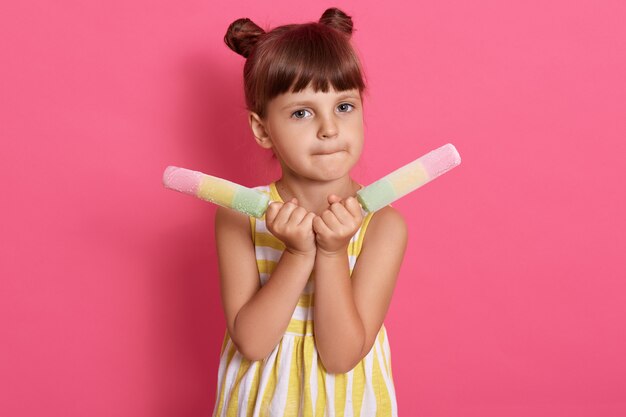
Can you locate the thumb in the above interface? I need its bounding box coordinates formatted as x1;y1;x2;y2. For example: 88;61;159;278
328;194;341;204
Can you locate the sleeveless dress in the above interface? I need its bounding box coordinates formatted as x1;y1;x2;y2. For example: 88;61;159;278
212;182;398;417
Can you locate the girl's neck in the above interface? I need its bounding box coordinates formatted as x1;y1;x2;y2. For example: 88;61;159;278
275;174;362;215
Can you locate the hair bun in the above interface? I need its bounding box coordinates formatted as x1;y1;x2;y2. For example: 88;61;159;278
224;18;266;58
319;7;353;36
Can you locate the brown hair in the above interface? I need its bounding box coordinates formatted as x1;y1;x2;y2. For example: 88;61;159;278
224;7;367;119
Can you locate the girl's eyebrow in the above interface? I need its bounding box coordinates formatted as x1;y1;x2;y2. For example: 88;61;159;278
281;94;361;110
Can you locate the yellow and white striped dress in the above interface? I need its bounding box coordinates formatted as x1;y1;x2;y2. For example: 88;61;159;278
212;182;397;417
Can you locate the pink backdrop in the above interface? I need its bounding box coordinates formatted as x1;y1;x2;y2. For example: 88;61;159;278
2;1;625;416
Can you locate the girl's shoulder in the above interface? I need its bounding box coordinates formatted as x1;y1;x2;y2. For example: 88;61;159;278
360;205;408;251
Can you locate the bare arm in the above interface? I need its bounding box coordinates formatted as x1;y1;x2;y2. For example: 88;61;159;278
313;198;408;373
215;199;316;361
313;250;364;373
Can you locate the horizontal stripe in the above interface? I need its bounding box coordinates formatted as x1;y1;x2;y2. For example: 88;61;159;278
292;304;312;321
256;259;277;275
254;232;286;251
298;294;313;308
255;246;282;262
286;319;315;335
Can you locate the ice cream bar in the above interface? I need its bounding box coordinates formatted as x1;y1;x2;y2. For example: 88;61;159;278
163;166;270;218
163;143;460;217
356;143;461;212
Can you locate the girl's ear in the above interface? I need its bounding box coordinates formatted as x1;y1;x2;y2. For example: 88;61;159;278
248;111;273;149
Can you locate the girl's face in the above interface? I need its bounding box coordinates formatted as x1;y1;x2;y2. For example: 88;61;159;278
251;85;364;182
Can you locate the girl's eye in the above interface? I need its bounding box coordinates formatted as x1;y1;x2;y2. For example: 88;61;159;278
291;104;355;119
292;109;312;119
338;103;355;112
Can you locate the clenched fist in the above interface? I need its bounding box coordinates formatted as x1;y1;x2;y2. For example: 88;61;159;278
313;194;363;256
265;198;317;257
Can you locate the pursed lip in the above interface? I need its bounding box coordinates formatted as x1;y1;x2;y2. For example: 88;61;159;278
313;149;346;155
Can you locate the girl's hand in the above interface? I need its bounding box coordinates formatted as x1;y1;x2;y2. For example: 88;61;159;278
313;194;363;256
265;198;317;257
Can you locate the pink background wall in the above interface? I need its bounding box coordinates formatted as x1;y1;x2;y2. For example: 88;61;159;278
2;1;625;416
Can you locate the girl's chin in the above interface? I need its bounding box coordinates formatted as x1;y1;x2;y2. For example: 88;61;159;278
309;166;354;181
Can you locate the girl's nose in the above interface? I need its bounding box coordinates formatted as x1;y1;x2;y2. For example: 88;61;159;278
318;114;338;139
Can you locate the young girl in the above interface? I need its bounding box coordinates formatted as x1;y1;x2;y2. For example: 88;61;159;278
212;7;407;417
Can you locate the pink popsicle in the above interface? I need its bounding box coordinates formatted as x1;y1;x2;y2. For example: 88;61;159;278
163;166;270;218
356;143;461;212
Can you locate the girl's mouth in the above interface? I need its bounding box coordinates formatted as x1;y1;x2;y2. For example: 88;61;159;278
314;149;346;155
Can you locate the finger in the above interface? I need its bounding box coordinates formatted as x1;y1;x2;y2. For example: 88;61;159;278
298;211;317;227
321;208;342;230
344;196;363;219
329;200;353;225
327;194;342;205
274;201;298;225
288;206;308;225
313;215;333;236
265;202;282;225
